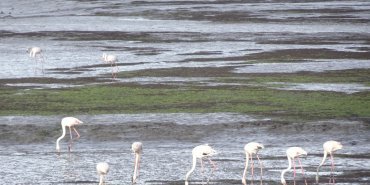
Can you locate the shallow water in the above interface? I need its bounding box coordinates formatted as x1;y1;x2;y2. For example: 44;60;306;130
1;0;370;81
0;114;369;184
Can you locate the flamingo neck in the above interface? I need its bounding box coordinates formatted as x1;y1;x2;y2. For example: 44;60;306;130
99;174;104;185
56;124;66;152
242;153;250;184
185;155;197;182
281;155;292;184
133;153;141;182
316;151;328;182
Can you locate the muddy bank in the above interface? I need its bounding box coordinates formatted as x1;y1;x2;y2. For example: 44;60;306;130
0;114;368;145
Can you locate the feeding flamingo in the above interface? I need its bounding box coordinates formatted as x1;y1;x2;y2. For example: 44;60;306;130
185;144;217;185
242;142;264;185
281;147;308;185
96;162;109;185
316;140;343;184
55;117;83;153
132;142;143;184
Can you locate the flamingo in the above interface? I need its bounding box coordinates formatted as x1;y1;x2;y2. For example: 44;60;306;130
96;162;109;185
281;147;308;185
242;142;264;185
132;142;143;184
102;53;119;79
27;46;45;73
316;140;343;184
185;144;217;185
55;117;83;153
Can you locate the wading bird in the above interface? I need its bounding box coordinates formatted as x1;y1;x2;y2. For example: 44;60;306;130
132;142;143;184
27;46;45;73
185;144;217;185
242;142;264;185
316;140;343;184
281;147;308;185
102;53;119;79
96;162;109;185
56;117;83;153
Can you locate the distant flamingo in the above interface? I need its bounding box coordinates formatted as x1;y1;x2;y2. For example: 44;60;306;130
242;142;264;185
102;53;119;79
27;46;45;73
316;140;343;184
185;144;217;185
96;162;109;185
132;142;143;184
281;147;308;185
56;117;83;153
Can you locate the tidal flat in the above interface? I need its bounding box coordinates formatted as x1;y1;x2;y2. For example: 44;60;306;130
0;0;369;184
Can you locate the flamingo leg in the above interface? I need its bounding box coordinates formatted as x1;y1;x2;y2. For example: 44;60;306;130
73;127;80;139
38;53;45;74
293;158;296;185
68;127;73;152
206;158;216;184
297;157;308;185
250;155;254;183
256;154;263;185
137;154;141;179
200;158;205;184
330;153;335;184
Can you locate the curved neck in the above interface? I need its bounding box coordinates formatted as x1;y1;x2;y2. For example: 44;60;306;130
242;153;250;183
99;174;104;185
317;151;328;171
133;153;141;182
281;155;292;184
56;124;66;151
185;155;197;182
316;151;328;182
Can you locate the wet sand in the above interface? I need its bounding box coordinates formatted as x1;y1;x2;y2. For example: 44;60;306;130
0;0;370;184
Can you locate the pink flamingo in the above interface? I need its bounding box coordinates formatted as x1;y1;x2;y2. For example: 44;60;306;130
102;53;119;79
242;142;264;185
281;147;308;185
56;117;83;153
27;46;45;73
185;144;217;185
96;162;109;185
316;140;343;184
132;142;143;184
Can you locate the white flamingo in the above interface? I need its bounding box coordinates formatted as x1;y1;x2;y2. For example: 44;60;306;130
132;142;143;184
27;46;45;73
185;144;217;185
102;53;119;79
242;142;264;185
96;162;109;185
281;147;308;185
316;140;343;184
56;117;83;153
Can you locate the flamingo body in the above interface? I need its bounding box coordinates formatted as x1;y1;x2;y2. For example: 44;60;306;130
27;47;42;58
97;162;109;185
102;53;118;64
56;117;83;153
